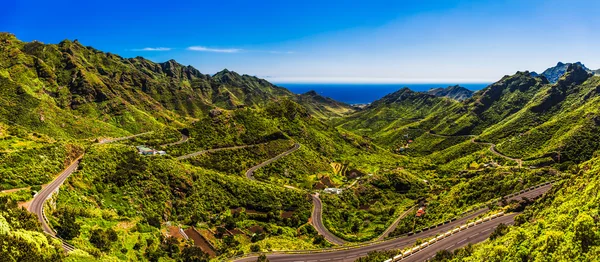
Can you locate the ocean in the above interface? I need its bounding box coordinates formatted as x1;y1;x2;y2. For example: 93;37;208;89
275;83;490;105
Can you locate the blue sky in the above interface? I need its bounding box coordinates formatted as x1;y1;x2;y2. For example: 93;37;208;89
3;0;599;83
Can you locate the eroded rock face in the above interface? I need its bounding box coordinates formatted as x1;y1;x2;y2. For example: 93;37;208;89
541;62;592;83
427;85;474;101
209;108;223;117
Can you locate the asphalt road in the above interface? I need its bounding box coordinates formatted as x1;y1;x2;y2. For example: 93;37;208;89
176;143;268;160
245;143;300;180
233;183;552;262
28;156;81;252
28;132;153;252
401;213;517;262
377;206;416;241
311;194;347;245
418;130;523;168
161;133;189;147
470;138;523;168
98;131;154;144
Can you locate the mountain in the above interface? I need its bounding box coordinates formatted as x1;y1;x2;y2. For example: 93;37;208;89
0;33;350;140
540;62;591;83
480;63;599;164
337;87;457;146
294;90;356;118
426;85;474;101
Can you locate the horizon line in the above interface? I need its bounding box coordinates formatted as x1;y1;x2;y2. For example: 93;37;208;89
265;77;495;85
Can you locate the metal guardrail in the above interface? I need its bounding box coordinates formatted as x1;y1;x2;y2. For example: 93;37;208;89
229;180;556;261
385;179;558;261
388;212;506;262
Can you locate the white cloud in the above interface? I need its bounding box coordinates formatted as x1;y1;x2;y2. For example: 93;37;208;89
186;46;294;54
131;47;172;51
187;46;242;53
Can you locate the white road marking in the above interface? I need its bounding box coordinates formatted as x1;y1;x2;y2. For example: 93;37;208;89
469;233;479;238
482;228;492;232
457;238;467;244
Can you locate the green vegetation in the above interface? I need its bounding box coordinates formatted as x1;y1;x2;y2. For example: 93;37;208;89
0;196;64;261
431;156;600;261
4;32;600;261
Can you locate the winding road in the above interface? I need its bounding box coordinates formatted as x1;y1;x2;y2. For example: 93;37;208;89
27;132;152;252
377;206;416;241
233;182;553;262
244;143;300;180
176;142;270;160
239;142;346;246
311;194;347;245
160;133;189;147
27;156;82;252
424;130;523;168
98;131;154;144
470;138;523;168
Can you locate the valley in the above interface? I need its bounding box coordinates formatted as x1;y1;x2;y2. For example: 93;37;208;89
1;32;599;262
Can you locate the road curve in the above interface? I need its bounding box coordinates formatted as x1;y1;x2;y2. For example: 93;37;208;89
160;133;189;147
232;183;552;262
377;206;416;241
28;132;154;252
422;130;523;168
98;131;154;144
470;138;523;168
245;143;300;180
311;194;347;245
28;156;82;251
176;142;270;160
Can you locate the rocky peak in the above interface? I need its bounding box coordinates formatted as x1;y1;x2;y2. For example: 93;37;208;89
304;90;319;96
557;63;592;87
541;62;591;83
427;85;474;101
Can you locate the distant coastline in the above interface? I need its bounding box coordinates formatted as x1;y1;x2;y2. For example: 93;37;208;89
276;83;490;104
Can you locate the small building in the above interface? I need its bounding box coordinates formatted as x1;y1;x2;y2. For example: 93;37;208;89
136;145;167;156
416;207;426;217
324;188;343;194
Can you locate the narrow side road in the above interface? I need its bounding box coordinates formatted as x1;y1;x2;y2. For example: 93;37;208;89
423;130;523;168
233;183;553;262
245;143;300;180
160;133;189;147
377;206;416;241
311;194;347;245
98;131;154;144
470;138;523;168
176;142;269;160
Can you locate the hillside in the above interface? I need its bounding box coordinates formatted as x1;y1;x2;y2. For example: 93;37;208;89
427;85;474;101
0;33;347;141
536;61;594;83
295;90;356;118
4;31;600;262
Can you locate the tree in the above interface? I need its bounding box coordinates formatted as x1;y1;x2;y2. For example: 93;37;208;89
257;254;269;262
90;228;112;251
55;208;80;240
180;246;208;262
313;235;325;245
489;223;508;240
574;213;597;252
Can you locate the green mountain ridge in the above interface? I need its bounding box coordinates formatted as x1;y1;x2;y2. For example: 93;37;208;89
3;31;600;262
426;85;474;101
